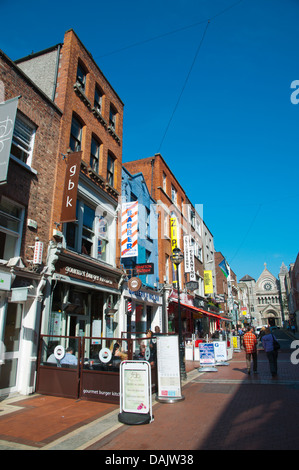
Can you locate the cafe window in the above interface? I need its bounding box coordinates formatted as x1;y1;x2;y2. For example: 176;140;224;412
0;197;24;260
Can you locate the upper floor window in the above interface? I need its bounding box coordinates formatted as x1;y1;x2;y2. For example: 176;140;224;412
163;172;167;192
94;86;103;114
107;153;115;187
109;104;117;131
65;199;114;264
90;136;101;172
10;112;36;167
0;197;24;260
171;185;177;205
69;116;83;152
76;62;87;92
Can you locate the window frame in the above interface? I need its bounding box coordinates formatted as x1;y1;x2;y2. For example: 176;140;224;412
0;196;25;261
69;115;83;152
10;111;36;168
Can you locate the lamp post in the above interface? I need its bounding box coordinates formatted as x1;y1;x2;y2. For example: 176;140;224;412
170;247;187;381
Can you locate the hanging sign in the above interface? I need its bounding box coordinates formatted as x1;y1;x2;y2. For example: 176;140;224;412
121;201;138;258
0;96;19;184
204;270;214;294
60;151;82;223
170;217;178;252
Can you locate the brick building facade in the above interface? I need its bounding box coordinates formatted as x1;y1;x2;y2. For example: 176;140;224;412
0;49;62;396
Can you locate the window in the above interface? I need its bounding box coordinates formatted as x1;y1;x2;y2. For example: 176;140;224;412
94;86;103;114
97;215;108;262
69;116;83;152
171;185;177;205
90;136;101;172
10;112;36;166
76;62;87;91
109;104;117;131
107;153;115;186
65;199;114;264
163;172;167;192
81;204;95;256
0;197;24;260
145;208;150;238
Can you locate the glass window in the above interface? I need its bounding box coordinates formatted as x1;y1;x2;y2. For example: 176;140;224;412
171;185;177;205
76;63;86;91
81;204;95;256
97;215;108;262
94;86;103;114
10;112;36;166
0;197;24;260
107;153;115;187
69;116;82;152
90;137;100;172
109;105;117;130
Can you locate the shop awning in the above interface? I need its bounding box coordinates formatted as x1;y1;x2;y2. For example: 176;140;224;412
169;299;232;322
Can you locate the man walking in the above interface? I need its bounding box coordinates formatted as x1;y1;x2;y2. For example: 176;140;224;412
243;326;258;375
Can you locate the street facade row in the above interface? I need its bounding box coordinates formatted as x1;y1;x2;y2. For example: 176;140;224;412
0;29;294;399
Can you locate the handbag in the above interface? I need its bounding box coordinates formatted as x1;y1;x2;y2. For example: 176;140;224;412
272;334;280;351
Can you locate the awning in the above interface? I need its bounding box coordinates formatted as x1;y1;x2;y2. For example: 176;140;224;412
169;299;232;322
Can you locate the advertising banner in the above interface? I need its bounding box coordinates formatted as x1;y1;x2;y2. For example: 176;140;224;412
199;343;215;365
121;201;138;258
0;96;19;184
204;270;213;294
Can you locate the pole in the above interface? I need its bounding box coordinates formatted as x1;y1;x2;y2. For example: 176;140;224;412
177;264;187;380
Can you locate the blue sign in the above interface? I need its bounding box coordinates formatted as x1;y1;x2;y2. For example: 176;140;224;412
199;343;215;365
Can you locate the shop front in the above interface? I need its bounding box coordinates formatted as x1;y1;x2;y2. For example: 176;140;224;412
0;264;47;397
121;283;163;336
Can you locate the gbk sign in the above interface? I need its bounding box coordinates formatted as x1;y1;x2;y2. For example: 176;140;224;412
60;151;82;223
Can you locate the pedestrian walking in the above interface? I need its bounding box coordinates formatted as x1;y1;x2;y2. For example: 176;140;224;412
261;327;279;377
243;327;258;375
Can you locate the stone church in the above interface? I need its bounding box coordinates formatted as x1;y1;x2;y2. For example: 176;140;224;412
239;263;289;327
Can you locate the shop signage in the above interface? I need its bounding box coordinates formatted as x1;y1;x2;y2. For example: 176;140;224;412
170;217;178;251
121;201;138;258
33;241;43;265
183;235;195;281
0;96;19;184
199;343;215;365
156;335;183;402
135;263;154;275
60;151;82;223
127;289;160;303
213;341;228;362
56;261;118;289
119;360;153;425
204;270;213;294
186;281;199;291
128;276;142;292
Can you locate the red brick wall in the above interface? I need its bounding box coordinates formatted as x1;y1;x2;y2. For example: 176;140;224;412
0;51;61;264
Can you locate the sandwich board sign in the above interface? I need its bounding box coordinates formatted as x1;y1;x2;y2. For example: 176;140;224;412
156;335;184;403
118;361;153;425
198;343;218;372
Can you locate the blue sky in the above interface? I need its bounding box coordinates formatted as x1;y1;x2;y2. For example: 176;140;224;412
2;0;298;281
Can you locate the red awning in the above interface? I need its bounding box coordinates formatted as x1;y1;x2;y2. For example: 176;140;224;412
169;300;232;322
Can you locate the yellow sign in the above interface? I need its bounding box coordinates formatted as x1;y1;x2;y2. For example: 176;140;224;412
170;217;178;251
204;270;213;294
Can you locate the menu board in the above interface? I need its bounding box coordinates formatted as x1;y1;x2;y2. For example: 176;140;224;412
121;362;150;414
156;335;182;399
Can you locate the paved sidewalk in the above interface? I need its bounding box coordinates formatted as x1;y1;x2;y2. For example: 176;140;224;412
0;347;299;450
